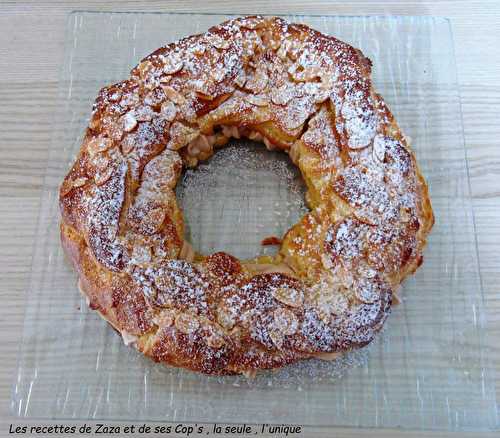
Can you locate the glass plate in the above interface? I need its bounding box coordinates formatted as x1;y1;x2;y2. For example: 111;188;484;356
11;12;499;430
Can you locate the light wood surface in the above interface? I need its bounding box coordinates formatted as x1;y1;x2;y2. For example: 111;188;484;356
1;1;499;436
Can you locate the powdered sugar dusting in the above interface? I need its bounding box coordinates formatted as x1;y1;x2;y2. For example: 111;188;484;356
177;142;308;258
60;15;432;375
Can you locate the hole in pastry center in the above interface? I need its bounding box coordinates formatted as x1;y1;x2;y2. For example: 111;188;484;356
176;140;308;260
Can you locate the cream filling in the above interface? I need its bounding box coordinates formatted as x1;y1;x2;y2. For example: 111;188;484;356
244;262;297;277
185;126;280;160
314;352;342;361
77;279;91;306
179;240;195;262
120;331;138;346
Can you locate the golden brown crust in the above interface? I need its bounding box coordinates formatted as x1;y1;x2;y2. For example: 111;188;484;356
59;16;434;375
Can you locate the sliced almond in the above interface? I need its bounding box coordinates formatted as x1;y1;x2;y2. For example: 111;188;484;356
131;245;152;265
91;153;111;172
286;41;302;61
137;60;154;79
154;275;174;293
373;135;387;162
281;98;313;130
106;224;119;240
244;94;269;107
122;112;138;132
175;313;200;335
87;137;113;156
89;114;100;130
217;306;235;330
153;309;176;327
313;89;330;104
346;115;376;150
195;87;215;102
95;166;114;186
133;105;155;122
143;207;166;232
303;82;330;104
108;90;122;102
160;101;177;122
242;36;261;57
207;34;230;50
245;68;268;94
262;30;281;50
277;39;291;61
270;83;294;105
358;264;377;279
120;91;140;108
205;332;225;349
272;286;304;308
327;293;349;315
313;287;349;323
298;66;322;82
72;177;88;189
273;308;298;336
239;17;266;30
210;67;226;83
60;177;88;196
168;122;199;151
355;280;381;304
191;43;206;56
104;118;125;141
162;85;186;105
269;329;284;348
160;53;184;75
121;135;136;155
234;69;247;88
159;75;172;84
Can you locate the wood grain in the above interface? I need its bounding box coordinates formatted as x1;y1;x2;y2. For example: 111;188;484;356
1;1;499;436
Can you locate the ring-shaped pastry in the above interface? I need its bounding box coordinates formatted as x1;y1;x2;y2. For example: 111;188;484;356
60;16;434;375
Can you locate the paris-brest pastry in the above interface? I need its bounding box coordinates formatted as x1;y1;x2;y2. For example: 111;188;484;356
60;16;434;375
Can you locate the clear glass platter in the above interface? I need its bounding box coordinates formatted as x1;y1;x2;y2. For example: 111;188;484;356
11;12;499;431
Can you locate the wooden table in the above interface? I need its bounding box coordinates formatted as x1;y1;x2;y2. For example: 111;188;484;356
1;1;499;436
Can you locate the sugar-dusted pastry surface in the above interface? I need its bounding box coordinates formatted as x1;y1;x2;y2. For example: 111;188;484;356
60;16;434;375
